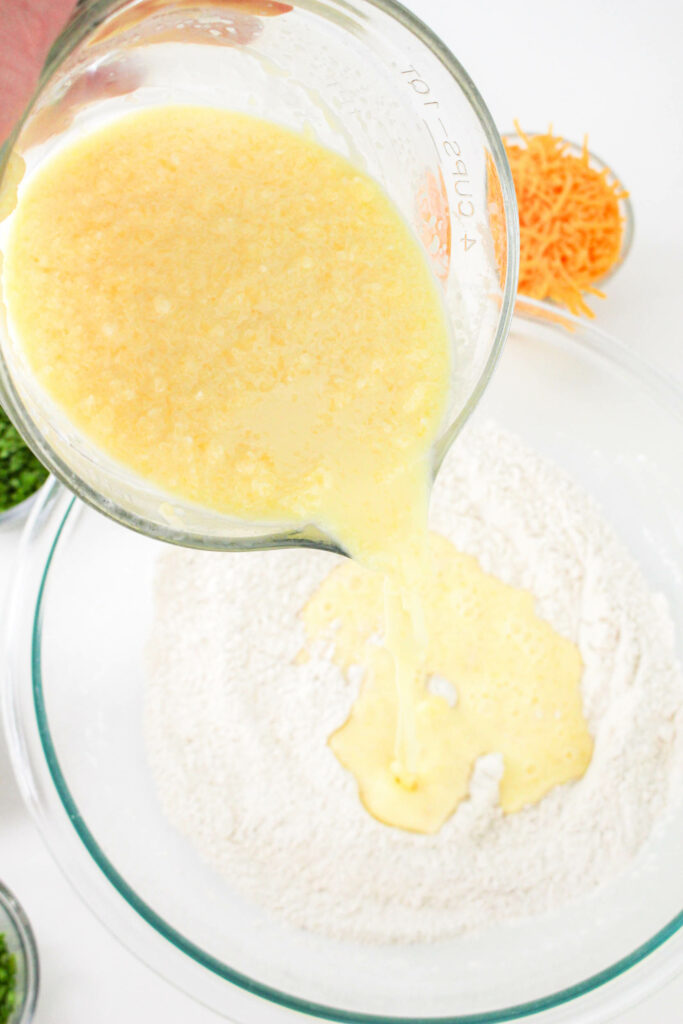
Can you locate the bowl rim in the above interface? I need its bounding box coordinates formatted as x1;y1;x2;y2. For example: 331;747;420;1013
0;0;520;556
0;879;40;1024
6;296;683;1023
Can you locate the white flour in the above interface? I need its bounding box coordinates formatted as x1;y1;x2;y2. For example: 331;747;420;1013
145;422;683;943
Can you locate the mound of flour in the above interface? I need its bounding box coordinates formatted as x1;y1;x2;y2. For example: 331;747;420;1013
145;422;683;943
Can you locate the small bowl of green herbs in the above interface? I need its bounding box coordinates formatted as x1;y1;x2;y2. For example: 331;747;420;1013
0;407;48;529
0;881;38;1023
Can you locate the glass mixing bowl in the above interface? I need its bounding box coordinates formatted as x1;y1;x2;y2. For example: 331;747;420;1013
4;301;683;1023
0;0;518;553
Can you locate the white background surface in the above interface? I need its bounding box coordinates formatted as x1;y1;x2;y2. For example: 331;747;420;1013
2;0;683;1021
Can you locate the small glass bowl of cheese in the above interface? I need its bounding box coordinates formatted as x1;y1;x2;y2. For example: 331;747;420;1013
0;0;518;553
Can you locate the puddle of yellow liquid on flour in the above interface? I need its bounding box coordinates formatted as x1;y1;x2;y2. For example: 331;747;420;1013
300;533;593;833
3;106;593;832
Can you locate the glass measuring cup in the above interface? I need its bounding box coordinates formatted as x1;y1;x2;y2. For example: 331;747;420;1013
0;0;519;553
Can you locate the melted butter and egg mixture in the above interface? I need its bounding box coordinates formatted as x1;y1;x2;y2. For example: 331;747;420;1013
2;106;592;832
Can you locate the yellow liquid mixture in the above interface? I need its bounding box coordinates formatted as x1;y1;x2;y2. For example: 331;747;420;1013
3;106;592;831
300;533;593;833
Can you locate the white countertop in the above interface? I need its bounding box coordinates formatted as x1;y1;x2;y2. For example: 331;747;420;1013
2;0;683;1021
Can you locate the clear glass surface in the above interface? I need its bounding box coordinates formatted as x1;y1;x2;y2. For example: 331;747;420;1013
0;0;518;553
0;480;50;532
0;880;39;1024
4;303;683;1023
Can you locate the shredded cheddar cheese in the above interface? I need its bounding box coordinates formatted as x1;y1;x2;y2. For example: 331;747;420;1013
496;124;629;317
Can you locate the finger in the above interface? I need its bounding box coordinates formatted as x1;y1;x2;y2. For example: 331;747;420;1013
0;0;78;144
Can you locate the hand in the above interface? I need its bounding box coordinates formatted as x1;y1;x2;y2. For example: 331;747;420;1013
0;0;77;144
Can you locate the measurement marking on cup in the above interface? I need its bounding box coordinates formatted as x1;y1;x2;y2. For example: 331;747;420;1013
422;119;442;161
401;67;479;251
